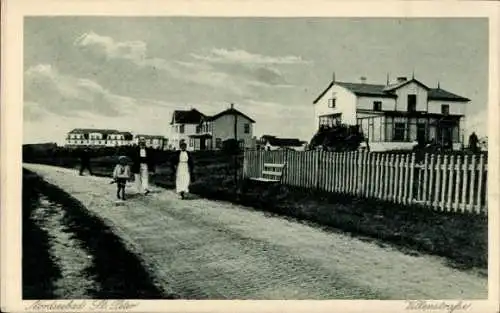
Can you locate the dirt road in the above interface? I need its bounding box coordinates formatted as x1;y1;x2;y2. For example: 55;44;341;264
24;163;487;300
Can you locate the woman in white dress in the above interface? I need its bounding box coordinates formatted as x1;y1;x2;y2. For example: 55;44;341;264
172;141;194;199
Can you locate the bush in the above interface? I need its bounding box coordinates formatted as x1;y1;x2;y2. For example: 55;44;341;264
221;139;242;155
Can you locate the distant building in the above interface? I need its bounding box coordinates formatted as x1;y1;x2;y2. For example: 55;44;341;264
313;75;470;151
65;128;133;147
259;135;307;151
134;134;168;150
190;103;256;150
170;109;206;151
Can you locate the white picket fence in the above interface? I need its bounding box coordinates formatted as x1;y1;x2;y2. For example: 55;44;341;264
243;149;488;215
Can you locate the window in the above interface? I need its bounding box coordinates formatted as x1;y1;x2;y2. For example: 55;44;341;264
373;101;382;111
216;138;222;149
196;125;201;133
328;98;336;108
244;123;250;134
189;138;194;147
179;124;185;134
441;104;450;115
417;123;426;142
319;113;342;128
394;122;406;141
407;94;417;112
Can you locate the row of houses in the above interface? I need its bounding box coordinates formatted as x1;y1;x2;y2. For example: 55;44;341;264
65;130;168;149
65;102;307;152
64;73;472;152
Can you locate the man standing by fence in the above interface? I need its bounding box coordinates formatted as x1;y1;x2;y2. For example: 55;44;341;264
468;132;479;153
131;137;155;195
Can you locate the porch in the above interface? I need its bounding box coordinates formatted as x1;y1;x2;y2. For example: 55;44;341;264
356;112;464;151
188;133;213;151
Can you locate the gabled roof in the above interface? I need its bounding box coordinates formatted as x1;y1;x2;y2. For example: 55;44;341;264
266;137;304;147
171;109;206;125
336;82;398;98
69;128;120;135
382;78;430;91
313;80;470;103
313;81;334;104
205;108;256;123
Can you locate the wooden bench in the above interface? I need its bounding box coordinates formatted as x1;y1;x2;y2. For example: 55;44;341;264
249;163;286;183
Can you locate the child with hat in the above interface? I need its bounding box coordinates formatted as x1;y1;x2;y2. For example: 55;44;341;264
112;155;131;200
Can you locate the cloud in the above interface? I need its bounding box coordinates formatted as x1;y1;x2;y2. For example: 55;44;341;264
23;101;51;121
74;32;251;95
74;32;295;95
465;109;488;138
24;64;149;118
190;48;311;65
74;31;147;61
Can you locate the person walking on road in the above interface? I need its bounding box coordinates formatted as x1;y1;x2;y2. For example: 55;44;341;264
79;147;93;176
112;156;131;200
131;137;155;195
171;140;194;199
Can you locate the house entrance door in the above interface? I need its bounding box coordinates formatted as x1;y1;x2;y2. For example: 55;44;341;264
438;126;453;149
200;138;206;150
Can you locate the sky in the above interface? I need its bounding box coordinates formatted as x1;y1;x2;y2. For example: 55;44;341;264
23;17;489;145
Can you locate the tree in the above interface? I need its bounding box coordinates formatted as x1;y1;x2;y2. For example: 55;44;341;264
308;124;366;151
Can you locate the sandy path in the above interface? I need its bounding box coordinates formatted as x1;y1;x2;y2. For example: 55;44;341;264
24;164;487;300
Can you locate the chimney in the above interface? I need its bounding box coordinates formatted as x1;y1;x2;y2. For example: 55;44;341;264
397;76;407;83
360;76;367;84
230;103;234;109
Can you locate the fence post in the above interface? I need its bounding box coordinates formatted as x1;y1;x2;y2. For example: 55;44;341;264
408;153;415;205
453;155;462;212
402;154;409;205
315;150;321;189
460;154;469;213
469;154;477;213
446;155;455;212
440;154;449;212
356;151;362;194
433;154;441;210
422;153;430;205
387;154;394;201
283;149;290;185
374;153;381;198
476;154;485;214
397;154;404;203
393;154;400;202
243;149;248;179
382;154;389;199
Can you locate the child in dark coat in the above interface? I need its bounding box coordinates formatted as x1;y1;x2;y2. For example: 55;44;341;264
112;156;131;200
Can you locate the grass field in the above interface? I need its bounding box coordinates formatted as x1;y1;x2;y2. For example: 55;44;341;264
23;148;487;272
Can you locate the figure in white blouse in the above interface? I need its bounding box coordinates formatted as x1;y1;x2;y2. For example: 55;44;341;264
171;141;194;199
